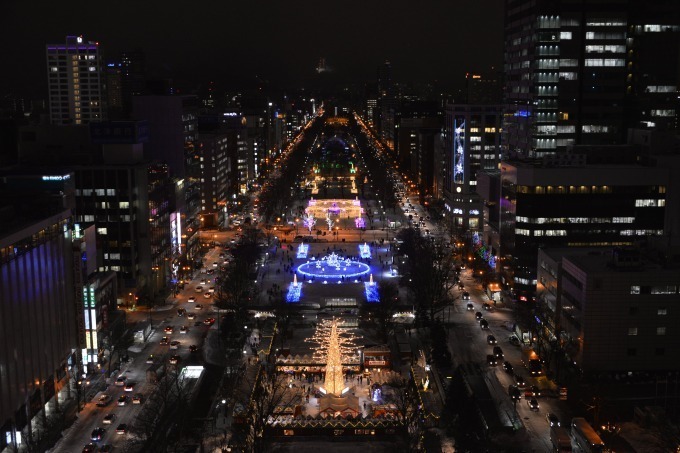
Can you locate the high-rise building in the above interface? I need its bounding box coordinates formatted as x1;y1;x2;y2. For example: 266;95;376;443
196;132;229;227
120;50;146;115
503;0;680;157
46;35;106;125
444;104;503;233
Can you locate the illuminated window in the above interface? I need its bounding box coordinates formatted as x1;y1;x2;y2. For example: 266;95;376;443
628;327;638;336
657;327;666;336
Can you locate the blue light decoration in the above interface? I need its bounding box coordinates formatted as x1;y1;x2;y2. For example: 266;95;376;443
472;232;497;270
453;119;465;185
297;252;371;279
355;217;366;229
297;243;309;259
286;281;302;303
359;242;371;259
365;282;379;302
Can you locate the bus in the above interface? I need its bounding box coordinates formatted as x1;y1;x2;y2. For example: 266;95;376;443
521;347;543;376
550;426;572;452
571;417;605;453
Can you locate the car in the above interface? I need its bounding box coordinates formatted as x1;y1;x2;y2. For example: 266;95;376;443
487;334;497;345
114;376;127;386
480;319;489;329
132;393;143;405
486;354;497;366
200;279;207;285
170;340;181;349
169;355;181;365
187;313;196;320
508;385;521;401
466;303;474;311
203;292;212;298
103;413;117;425
482;303;491;311
475;311;483;320
514;374;527;389
212;262;219;268
462;292;471;301
160;336;169;345
195;304;204;310
91;427;106;442
164;326;174;334
195;286;203;293
527;398;540;411
493;346;504;359
525;385;541;398
189;345;198;353
188;296;196;303
124;382;135;392
146;354;155;364
116;424;128;435
96;394;112;407
177;308;186;317
503;361;514;374
83;443;98;453
117;395;128;406
509;334;521;346
204;317;215;326
180;326;188;334
546;413;561;427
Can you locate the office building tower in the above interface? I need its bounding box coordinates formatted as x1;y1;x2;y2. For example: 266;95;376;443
537;247;680;375
444;104;503;233
196;132;229;227
120;50;146;115
46;35;106;125
503;0;680;157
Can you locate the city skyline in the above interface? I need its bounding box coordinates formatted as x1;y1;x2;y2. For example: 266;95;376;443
2;0;503;97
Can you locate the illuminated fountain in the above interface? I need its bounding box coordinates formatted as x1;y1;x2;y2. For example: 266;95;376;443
297;252;371;280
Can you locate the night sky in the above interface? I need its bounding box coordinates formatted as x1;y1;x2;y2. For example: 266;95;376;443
3;0;503;96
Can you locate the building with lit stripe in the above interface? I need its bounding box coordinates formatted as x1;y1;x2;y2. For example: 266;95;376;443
46;35;106;125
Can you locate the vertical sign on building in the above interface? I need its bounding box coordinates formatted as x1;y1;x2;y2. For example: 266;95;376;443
73;245;86;350
453;118;466;185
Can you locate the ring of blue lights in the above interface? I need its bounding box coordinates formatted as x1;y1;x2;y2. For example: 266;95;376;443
296;261;372;279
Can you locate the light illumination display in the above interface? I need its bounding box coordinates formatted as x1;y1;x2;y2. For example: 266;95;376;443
453;118;465;185
307;318;359;396
303;213;316;234
472;232;497;269
364;281;379;302
358;242;371;259
297;252;371;279
286;274;302;303
355;217;366;229
326;213;334;231
296;242;309;259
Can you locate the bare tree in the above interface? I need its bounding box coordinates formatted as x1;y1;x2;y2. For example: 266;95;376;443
384;376;421;450
230;366;299;452
373;280;400;342
100;314;134;374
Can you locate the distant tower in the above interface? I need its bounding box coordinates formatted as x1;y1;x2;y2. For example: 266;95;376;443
46;35;106;125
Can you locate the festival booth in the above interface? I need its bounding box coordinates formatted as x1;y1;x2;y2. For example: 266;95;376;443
363;345;392;369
